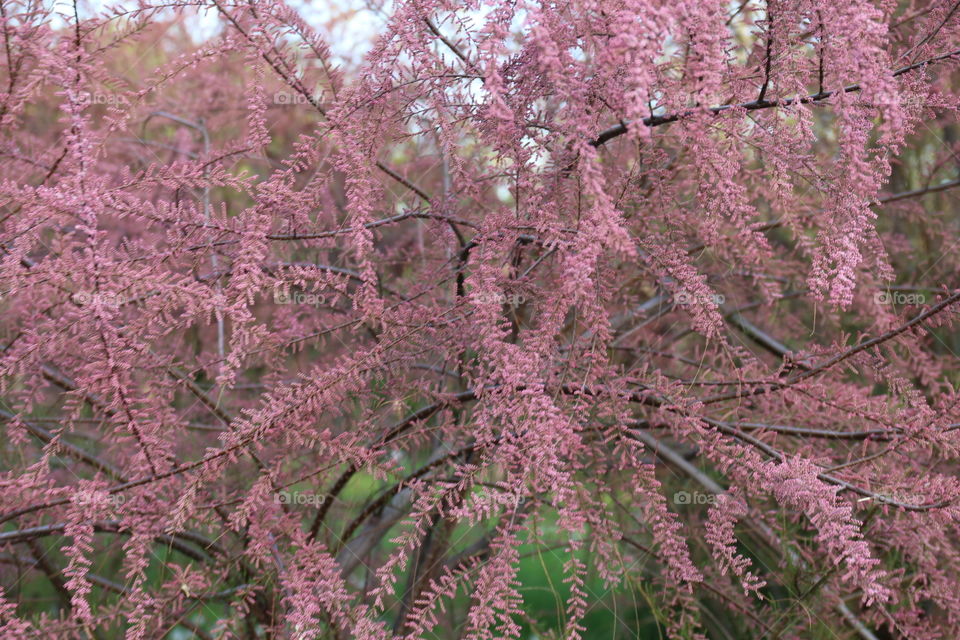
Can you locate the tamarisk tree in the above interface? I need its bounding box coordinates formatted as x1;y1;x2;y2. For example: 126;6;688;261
2;0;960;637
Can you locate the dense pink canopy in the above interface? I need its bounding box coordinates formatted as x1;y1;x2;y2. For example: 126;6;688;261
1;0;960;637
